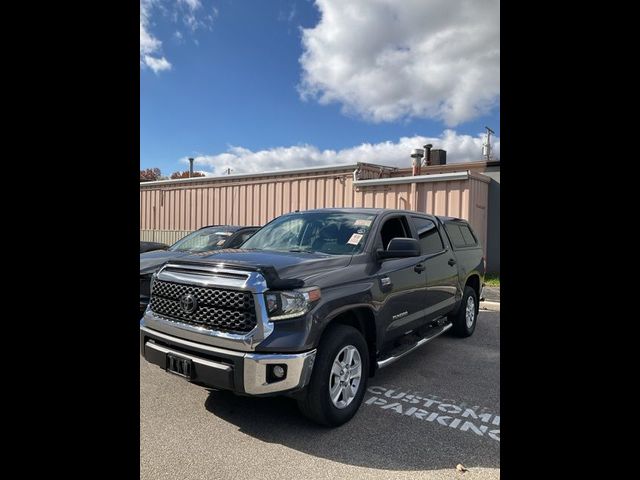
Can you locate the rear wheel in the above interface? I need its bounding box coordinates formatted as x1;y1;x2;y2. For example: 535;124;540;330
297;324;369;426
449;286;478;337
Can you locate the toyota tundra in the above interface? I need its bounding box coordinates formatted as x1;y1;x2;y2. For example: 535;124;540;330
140;208;485;426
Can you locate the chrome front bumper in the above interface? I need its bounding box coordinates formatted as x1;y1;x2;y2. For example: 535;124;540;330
140;325;316;395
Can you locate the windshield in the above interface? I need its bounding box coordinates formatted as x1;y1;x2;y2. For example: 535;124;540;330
241;212;376;255
169;228;234;253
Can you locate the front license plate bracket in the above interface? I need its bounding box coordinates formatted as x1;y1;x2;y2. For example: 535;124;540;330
166;353;193;379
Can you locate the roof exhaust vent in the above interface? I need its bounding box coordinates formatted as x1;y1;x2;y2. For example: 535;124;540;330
410;149;424;176
482;126;495;161
430;149;447;165
423;144;433;166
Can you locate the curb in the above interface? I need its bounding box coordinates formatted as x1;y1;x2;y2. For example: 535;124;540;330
479;300;500;312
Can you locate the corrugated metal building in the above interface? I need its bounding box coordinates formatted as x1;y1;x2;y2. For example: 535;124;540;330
140;161;497;271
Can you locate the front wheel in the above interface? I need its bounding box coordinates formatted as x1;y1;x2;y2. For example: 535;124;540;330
449;286;478;337
297;324;369;426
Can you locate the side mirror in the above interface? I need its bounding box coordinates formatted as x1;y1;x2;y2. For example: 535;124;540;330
376;237;421;260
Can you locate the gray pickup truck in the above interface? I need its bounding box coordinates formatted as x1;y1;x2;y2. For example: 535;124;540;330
140;208;485;426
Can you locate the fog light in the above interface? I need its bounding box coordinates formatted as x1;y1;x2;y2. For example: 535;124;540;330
266;364;287;383
273;365;286;378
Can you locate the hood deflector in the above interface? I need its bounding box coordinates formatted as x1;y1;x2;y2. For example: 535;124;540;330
166;259;305;290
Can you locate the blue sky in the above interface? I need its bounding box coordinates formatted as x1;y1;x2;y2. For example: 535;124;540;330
141;0;500;176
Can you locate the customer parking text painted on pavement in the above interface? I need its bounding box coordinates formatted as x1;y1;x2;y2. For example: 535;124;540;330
364;385;500;442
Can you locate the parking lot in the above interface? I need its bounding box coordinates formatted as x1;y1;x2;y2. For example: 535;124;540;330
140;311;500;479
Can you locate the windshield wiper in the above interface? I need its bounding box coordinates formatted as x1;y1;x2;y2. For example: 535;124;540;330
288;248;315;253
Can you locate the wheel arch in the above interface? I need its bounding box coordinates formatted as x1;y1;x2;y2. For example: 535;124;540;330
464;273;481;300
320;306;378;377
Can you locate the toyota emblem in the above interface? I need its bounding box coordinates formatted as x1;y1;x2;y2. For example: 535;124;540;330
179;293;198;314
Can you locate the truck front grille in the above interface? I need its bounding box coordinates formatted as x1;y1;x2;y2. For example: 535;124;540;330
149;280;257;333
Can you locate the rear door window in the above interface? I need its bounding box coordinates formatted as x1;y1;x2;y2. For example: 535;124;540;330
445;222;478;248
411;216;444;254
459;225;478;246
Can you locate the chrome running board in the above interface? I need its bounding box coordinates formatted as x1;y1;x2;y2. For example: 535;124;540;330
377;322;452;369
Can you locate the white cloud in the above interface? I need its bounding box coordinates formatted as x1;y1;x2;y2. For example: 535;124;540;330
179;0;201;10
144;55;172;73
299;0;500;126
178;0;218;32
141;0;216;72
181;0;202;31
184;130;499;176
141;0;171;72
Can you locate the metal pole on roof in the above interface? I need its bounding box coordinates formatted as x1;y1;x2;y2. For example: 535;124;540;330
483;127;495;161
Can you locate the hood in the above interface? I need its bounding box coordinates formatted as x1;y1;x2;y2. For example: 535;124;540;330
170;249;353;286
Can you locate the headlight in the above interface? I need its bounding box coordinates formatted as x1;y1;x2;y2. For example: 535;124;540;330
265;287;321;320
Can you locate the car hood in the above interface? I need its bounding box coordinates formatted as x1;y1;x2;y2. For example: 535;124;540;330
170;249;353;286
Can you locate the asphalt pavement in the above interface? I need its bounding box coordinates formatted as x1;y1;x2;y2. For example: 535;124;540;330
140;311;500;479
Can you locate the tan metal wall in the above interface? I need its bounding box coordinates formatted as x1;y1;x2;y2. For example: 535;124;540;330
140;229;190;245
140;164;490;257
140;165;386;231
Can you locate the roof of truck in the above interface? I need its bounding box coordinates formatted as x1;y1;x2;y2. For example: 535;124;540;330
196;225;261;231
285;208;462;221
287;208;412;215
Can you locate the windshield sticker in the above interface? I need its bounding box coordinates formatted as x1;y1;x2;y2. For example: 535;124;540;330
214;232;233;236
354;219;372;227
216;239;226;246
347;233;363;245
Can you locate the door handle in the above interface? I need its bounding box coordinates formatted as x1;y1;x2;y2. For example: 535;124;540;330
414;264;425;273
448;258;457;266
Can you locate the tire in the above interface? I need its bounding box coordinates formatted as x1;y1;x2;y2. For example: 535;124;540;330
297;324;369;427
449;286;478;337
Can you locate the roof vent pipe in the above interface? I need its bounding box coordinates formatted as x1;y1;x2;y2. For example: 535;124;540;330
410;149;424;176
423;144;433;167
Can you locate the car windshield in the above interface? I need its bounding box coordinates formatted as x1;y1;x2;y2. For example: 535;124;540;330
169;228;234;253
241;212;376;255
